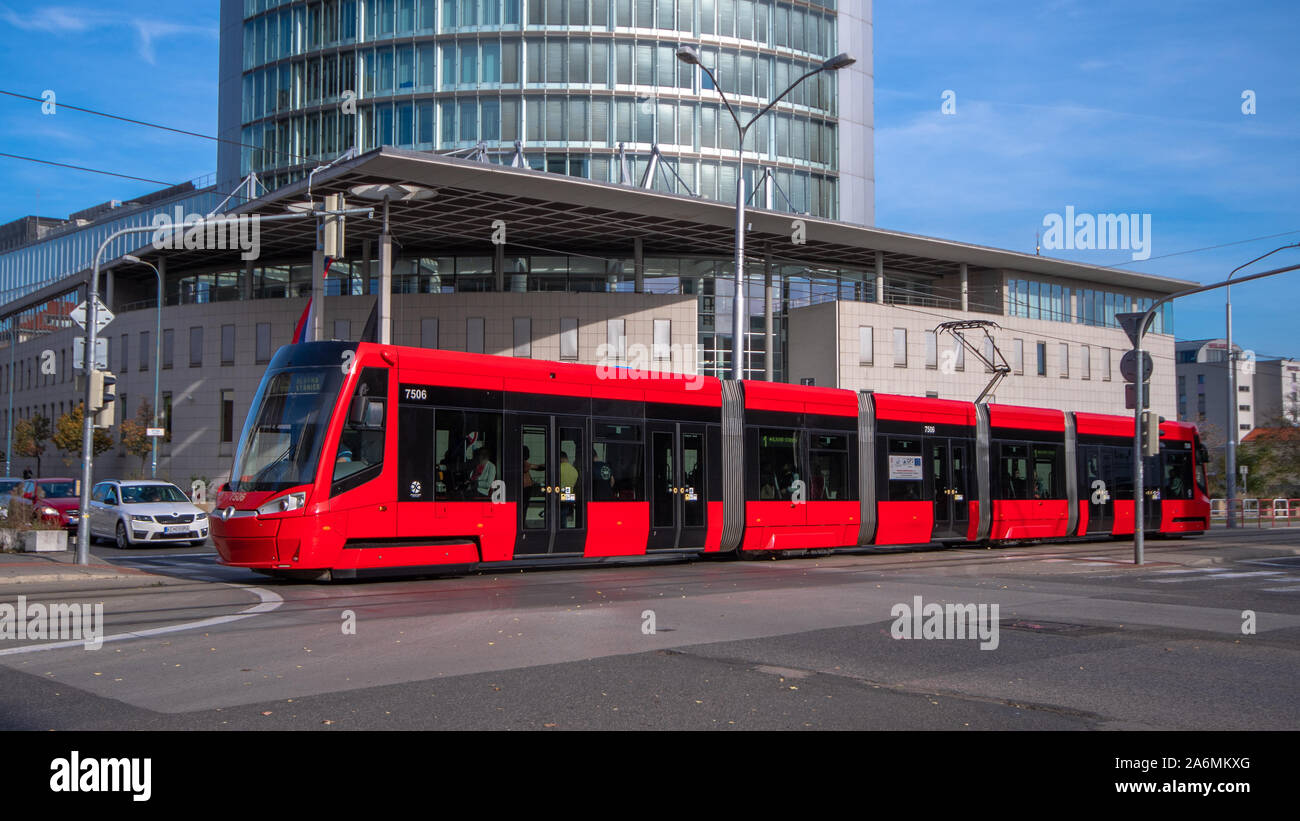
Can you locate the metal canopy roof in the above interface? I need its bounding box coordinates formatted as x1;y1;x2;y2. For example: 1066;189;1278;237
80;146;1200;296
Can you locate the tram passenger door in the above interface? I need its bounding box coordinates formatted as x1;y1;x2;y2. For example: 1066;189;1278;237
1143;452;1163;532
1083;446;1115;534
929;439;970;541
647;422;708;551
513;415;587;556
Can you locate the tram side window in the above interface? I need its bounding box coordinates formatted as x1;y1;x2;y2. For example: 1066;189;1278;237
808;433;850;501
434;410;504;500
594;422;643;502
332;368;389;495
1163;452;1194;500
1032;445;1063;499
886;437;924;501
755;428;801;500
999;443;1030;499
1111;447;1134;498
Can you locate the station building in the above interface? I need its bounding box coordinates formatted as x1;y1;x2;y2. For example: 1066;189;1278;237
0;148;1187;486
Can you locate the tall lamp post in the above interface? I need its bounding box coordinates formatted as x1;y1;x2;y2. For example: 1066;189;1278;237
1224;242;1299;527
675;45;855;380
122;255;163;478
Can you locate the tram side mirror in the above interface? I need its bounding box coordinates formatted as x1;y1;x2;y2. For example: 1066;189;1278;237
349;396;385;428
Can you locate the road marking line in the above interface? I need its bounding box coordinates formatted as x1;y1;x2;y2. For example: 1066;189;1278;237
1261;585;1300;593
0;585;283;657
1150;570;1284;583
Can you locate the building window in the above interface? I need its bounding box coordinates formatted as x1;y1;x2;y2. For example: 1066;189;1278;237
1059;343;1069;378
332;319;350;342
256;323;272;363
161;392;172;443
221;324;237;365
513;317;531;357
953;337;965;371
893;328;907;367
120;333;128;372
139;331;150;372
982;337;994;373
1102;347;1112;381
467;317;485;353
653;319;671;362
420;318;439;349
189;327;203;367
560;317;579;360
924;331;937;369
1036;342;1047;376
1197;374;1205;385
1238;385;1251;393
1013;339;1024;375
220;390;235;443
1081;345;1090;380
607;319;626;360
162;328;174;369
1239;404;1251;412
925;391;938;399
858;326;873;366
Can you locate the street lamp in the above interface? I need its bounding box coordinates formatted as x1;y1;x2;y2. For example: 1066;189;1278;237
348;183;437;345
676;45;855;380
1224;242;1300;527
122;254;163;478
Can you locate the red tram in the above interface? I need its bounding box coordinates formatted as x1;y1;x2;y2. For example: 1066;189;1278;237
212;341;1210;580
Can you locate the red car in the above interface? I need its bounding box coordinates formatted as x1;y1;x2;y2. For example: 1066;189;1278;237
11;478;82;530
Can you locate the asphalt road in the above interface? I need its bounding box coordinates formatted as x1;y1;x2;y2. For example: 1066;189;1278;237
1;529;1298;730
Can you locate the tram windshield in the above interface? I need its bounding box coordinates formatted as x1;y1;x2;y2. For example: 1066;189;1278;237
230;366;345;493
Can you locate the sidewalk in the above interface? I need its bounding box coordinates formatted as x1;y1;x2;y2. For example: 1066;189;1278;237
0;550;145;585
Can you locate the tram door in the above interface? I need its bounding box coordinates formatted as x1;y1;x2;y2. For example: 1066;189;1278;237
1143;453;1163;532
929;438;971;540
646;422;708;550
1081;446;1115;534
512;415;587;556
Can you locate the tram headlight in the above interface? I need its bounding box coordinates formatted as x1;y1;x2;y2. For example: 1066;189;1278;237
256;492;306;517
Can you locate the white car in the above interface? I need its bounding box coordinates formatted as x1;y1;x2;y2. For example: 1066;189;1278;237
86;480;210;548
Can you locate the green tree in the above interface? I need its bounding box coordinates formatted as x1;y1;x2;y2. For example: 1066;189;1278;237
119;399;155;476
13;414;51;476
53;403;113;464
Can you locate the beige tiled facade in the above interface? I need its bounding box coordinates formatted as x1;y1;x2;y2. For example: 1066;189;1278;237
788;299;1176;419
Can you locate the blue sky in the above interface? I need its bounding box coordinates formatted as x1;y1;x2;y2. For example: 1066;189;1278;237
0;1;1297;356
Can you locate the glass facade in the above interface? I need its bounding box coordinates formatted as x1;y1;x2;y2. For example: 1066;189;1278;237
1006;277;1173;335
236;0;844;218
0;189;222;306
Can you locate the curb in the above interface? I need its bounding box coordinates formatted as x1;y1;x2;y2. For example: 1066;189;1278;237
0;571;142;584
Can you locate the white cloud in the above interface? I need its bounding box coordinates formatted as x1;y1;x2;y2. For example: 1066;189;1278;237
0;4;215;64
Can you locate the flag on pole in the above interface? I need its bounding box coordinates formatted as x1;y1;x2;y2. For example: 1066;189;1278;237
292;256;336;344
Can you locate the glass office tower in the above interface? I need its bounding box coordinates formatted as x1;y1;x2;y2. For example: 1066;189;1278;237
219;0;872;222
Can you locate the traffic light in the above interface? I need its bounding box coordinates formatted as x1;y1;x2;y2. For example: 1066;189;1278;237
88;370;116;428
1142;410;1162;457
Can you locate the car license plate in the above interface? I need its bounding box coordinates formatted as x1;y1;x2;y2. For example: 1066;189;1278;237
164;525;188;535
